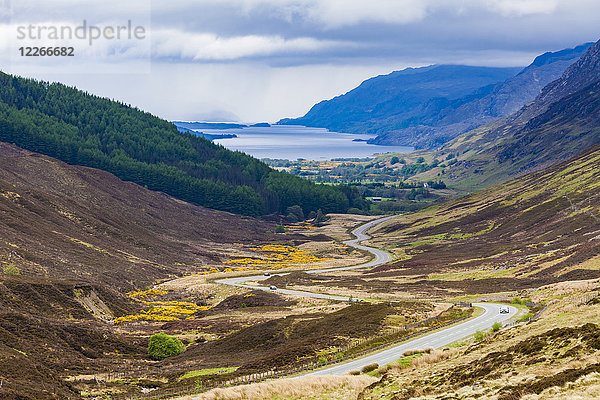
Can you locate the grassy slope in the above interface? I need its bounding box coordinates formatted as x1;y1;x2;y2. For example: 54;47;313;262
363;143;600;298
436;80;600;192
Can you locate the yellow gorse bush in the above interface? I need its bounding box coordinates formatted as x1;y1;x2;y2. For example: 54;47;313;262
114;291;211;325
223;244;331;269
127;288;168;298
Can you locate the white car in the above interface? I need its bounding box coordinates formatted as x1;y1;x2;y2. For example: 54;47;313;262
264;272;271;277
499;306;510;314
269;285;277;291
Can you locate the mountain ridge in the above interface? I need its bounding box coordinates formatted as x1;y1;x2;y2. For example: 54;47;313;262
279;65;521;136
394;39;600;192
280;43;591;149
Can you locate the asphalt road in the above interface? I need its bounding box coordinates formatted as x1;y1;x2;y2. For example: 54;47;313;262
307;302;517;375
216;216;518;375
216;215;395;300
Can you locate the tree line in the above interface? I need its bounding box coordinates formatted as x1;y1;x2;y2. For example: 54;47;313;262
0;72;362;216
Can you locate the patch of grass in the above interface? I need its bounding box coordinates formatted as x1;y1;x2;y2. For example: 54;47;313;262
2;264;20;275
474;330;486;342
396;353;424;368
180;367;238;380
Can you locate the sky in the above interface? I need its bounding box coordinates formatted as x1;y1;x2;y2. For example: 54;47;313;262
0;0;599;122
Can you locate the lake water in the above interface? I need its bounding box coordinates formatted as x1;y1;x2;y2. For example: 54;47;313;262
206;125;413;160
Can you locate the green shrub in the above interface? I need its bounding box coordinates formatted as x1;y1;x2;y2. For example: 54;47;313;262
492;322;502;332
148;333;184;360
275;224;286;233
314;209;328;224
511;297;523;305
474;330;486;342
2;264;20;275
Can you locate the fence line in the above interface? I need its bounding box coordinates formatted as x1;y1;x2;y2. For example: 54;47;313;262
113;305;473;400
503;302;548;328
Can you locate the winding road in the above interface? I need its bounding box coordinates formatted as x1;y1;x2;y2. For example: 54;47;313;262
216;216;518;374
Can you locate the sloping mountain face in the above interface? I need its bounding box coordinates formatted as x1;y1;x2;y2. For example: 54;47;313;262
371;43;593;148
0;142;276;398
431;39;600;190
509;40;600;123
0;72;356;217
280;44;591;149
366;142;600;297
0;142;271;291
279;65;520;135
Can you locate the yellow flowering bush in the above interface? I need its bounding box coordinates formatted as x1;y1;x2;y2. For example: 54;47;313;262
223;244;331;269
127;288;168;299
114;291;211;325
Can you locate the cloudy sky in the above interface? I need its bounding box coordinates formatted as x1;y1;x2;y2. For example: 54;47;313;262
1;0;598;122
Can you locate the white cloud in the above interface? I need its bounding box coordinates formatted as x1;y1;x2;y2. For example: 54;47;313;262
483;0;559;16
294;0;429;29
151;0;577;29
152;30;346;60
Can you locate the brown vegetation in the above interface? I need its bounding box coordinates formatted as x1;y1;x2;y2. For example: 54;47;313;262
176;375;377;400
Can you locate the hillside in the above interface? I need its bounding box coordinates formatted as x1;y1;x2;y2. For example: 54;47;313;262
279;65;520;138
0;140;275;398
412;39;600;191
0;71;357;217
363;142;600;298
358;280;600;400
0;141;273;291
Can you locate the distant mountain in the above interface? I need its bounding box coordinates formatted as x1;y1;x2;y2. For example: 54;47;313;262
173;121;247;130
280;44;591;149
371;43;593;148
508;41;600;124
279;65;520;136
0;72;360;217
419;39;600;190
